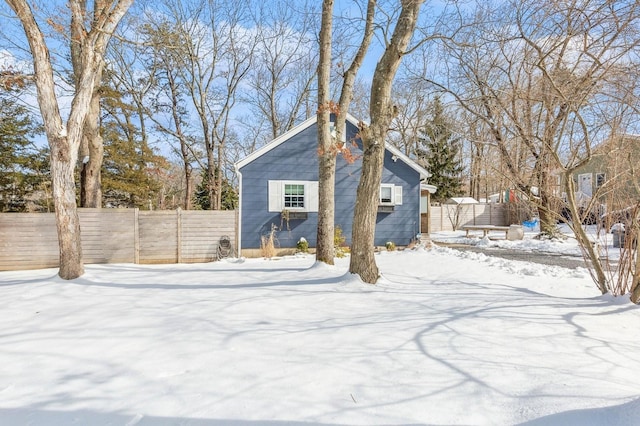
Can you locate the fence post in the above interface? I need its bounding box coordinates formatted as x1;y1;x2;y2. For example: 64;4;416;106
176;208;182;263
134;208;140;264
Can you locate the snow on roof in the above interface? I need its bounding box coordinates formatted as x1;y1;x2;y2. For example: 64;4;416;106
445;197;479;204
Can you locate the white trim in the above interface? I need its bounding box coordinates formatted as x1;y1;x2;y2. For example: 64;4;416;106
236;115;317;170
282;181;307;211
268;180;319;212
380;184;395;205
235;166;243;256
307;181;319;212
394;185;403;205
268;180;284;211
421;183;437;194
383;141;431;180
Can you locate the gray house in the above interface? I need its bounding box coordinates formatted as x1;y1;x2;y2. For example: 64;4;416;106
235;114;436;256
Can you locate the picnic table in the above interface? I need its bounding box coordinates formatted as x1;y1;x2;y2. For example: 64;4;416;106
462;224;511;238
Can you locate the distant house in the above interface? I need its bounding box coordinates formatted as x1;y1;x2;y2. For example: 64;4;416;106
235;114;437;256
565;135;640;212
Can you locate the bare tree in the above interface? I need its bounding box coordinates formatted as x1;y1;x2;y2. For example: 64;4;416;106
316;0;376;264
388;80;431;157
5;0;132;279
349;0;425;284
139;17;199;210
70;2;108;208
244;0;317;142
417;0;640;293
316;0;335;264
172;0;256;211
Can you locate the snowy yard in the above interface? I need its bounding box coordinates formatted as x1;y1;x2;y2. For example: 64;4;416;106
1;235;640;425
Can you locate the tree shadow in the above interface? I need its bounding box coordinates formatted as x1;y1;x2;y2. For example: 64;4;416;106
516;397;640;425
0;408;356;426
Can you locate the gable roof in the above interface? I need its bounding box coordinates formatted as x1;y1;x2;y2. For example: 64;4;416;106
235;113;431;180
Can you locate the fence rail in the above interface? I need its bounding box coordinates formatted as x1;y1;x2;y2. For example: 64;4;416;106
0;208;237;271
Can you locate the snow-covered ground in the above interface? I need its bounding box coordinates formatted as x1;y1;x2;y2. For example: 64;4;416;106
432;223;622;261
1;233;639;425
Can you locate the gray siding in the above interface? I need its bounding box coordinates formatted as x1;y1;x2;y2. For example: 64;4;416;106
239;120;421;249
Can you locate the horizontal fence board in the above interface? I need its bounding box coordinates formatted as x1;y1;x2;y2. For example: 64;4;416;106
429;204;508;232
0;209;237;271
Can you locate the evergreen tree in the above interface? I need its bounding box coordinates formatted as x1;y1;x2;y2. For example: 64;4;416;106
100;81;171;209
101;119;169;209
416;97;464;203
194;168;238;211
0;96;49;211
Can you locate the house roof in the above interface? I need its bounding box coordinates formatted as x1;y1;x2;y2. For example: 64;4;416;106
235;113;432;180
421;183;438;194
593;134;640;153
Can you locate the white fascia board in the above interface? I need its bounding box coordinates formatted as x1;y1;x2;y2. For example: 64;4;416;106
235;115;318;170
421;183;438;194
385;143;431;180
344;113;430;180
235;112;430;181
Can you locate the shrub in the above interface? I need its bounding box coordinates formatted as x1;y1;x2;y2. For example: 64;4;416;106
296;237;309;253
385;241;396;251
334;226;347;258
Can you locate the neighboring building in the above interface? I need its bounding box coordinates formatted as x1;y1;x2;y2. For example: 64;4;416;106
565;135;640;212
235;114;437;257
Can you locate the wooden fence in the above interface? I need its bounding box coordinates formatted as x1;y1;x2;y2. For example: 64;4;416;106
429;203;508;232
0;208;237;271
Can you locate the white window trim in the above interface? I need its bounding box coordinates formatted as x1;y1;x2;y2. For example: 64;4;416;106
283;182;306;210
379;183;403;206
268;180;319;212
380;184;395;205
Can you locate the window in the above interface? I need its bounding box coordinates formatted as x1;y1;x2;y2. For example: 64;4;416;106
578;173;593;197
284;184;305;209
380;185;393;204
596;173;606;188
268;180;319;212
379;184;403;209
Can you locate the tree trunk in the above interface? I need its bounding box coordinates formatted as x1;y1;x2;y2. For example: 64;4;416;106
7;0;132;279
631;239;640;303
349;126;386;283
80;89;103;207
182;146;193;210
216;142;224;210
629;211;640;303
316;0;335;264
537;190;557;236
564;172;608;294
349;0;424;283
51;137;85;279
207;148;216;210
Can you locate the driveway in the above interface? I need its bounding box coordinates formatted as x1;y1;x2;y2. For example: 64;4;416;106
437;243;590;269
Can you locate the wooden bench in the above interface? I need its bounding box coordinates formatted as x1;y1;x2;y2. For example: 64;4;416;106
462;225;511;238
